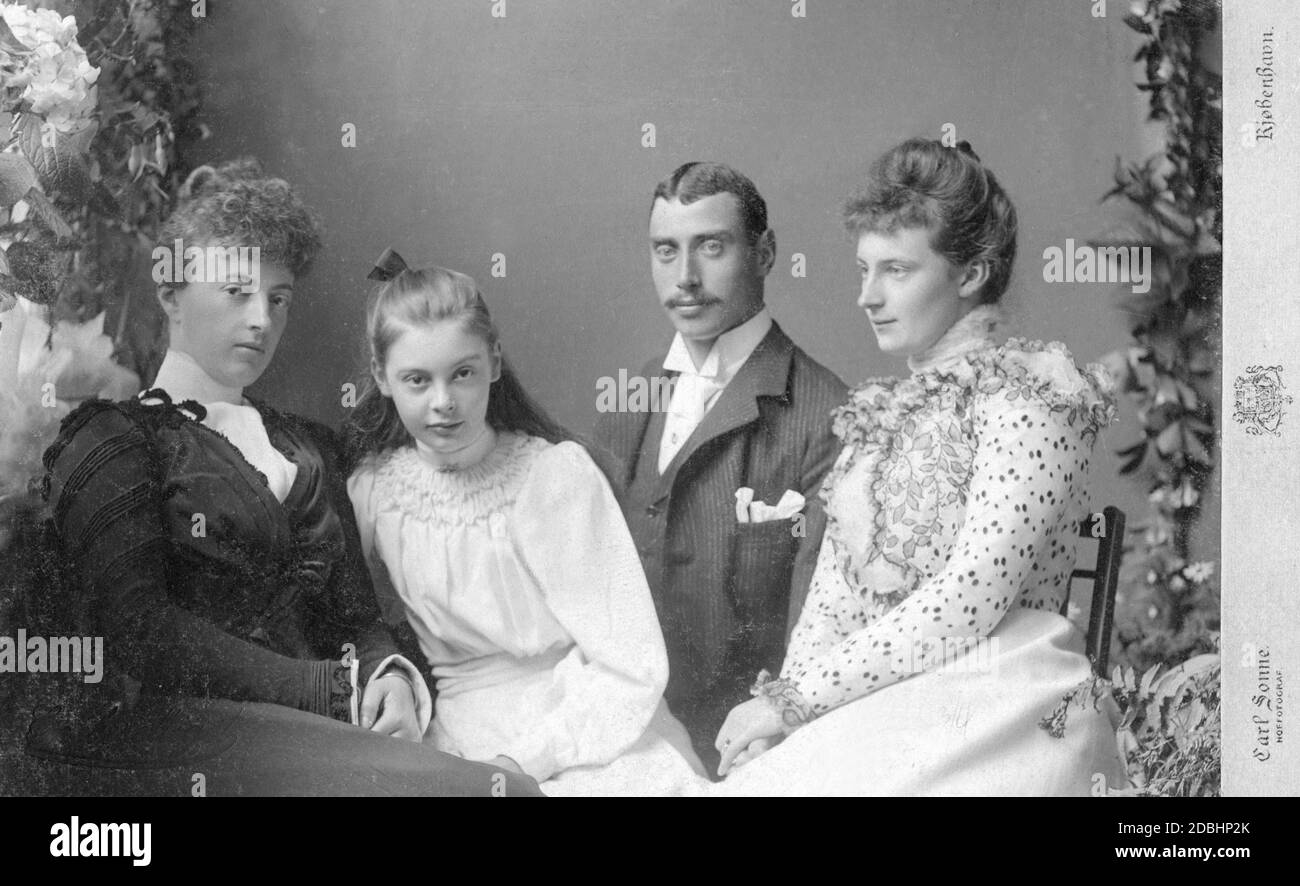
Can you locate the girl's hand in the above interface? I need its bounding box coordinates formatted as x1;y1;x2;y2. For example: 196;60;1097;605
715;697;785;777
361;673;421;741
490;755;525;775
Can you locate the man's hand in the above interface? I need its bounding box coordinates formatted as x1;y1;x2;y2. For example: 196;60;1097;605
361;672;421;741
715;697;785;777
729;736;778;771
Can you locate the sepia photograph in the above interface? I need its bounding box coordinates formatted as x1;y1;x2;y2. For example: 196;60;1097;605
0;0;1278;834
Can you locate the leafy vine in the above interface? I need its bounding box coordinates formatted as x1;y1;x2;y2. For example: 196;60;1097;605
1099;0;1221;673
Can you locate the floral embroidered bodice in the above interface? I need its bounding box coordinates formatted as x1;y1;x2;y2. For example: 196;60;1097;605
780;306;1117;714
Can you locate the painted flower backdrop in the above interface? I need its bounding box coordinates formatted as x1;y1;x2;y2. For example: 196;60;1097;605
1046;0;1222;797
1;3;99;137
0;0;202;516
0;1;202;757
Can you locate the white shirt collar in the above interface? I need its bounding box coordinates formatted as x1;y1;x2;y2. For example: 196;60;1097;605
149;349;246;406
662;307;773;380
147;349;299;503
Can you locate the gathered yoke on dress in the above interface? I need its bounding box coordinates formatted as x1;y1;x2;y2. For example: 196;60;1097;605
349;433;706;793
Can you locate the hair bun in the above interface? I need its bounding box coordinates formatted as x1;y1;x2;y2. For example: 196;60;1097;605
179;157;267;201
178;164;218;201
160;156;322;279
955;140;981;162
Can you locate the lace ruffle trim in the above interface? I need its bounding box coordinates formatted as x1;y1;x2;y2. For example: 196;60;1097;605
828;338;1117;456
360;432;550;527
818;337;1117;605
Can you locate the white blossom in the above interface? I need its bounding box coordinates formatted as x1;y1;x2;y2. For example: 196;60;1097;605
1;3;100;135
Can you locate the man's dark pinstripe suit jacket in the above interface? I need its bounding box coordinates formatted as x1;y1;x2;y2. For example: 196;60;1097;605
593;321;847;773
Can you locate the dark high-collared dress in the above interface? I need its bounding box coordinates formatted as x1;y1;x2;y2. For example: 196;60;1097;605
21;390;539;796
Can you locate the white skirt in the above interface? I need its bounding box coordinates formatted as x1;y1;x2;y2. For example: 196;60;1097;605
703;607;1125;796
540;699;708;797
430;668;707;797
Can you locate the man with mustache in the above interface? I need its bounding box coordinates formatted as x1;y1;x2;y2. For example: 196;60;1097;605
594;162;846;776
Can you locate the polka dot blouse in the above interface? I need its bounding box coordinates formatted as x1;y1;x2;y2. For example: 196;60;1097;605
781;306;1117;716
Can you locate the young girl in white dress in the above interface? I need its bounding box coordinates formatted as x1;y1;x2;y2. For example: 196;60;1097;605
344;251;705;796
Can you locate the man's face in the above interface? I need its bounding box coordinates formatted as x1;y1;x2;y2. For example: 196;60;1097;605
649;193;771;348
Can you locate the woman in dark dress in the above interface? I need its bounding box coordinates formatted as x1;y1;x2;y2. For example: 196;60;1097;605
26;159;539;796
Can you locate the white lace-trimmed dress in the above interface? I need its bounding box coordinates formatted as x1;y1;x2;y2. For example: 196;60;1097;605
710;307;1128;796
347;433;705;796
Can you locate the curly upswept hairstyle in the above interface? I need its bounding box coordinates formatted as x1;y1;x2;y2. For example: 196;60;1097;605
843;138;1018;304
157;157;323;280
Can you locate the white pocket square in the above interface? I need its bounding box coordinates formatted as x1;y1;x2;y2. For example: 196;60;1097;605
735;487;805;523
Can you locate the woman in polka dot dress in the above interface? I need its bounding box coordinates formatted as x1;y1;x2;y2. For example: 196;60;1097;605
705;138;1127;796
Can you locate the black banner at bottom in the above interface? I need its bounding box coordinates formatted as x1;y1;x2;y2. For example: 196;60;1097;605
0;797;1284;872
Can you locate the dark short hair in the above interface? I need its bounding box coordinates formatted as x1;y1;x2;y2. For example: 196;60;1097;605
843;138;1018;304
158;157;323;281
651;162;768;244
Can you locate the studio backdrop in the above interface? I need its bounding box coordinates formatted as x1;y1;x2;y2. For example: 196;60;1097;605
177;0;1219;555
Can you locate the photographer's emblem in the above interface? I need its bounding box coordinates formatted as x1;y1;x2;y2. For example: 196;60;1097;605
1233;365;1291;436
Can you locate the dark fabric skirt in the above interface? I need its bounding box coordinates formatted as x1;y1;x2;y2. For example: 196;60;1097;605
18;696;542;797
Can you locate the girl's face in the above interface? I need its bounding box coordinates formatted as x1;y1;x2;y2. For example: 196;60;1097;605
375;318;501;466
854;226;986;358
158;259;295;390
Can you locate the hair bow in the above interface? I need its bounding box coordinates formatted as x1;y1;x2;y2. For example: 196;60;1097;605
368;247;410;282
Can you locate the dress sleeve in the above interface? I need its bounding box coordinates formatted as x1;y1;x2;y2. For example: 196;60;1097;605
345;460;434;732
42;404;344;716
780;370;1102;715
504;442;669;781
